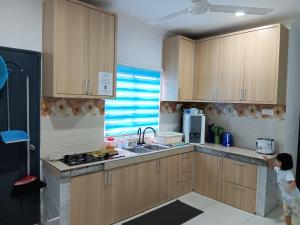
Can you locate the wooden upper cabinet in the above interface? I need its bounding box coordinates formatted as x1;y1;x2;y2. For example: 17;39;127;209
178;38;195;100
218;34;246;102
57;0;89;95
193;39;219;101
89;10;116;96
42;0;117;98
162;36;195;101
243;25;288;103
161;24;288;104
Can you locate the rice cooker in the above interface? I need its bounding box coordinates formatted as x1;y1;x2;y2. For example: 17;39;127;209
256;138;275;155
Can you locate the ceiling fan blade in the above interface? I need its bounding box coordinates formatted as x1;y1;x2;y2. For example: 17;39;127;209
209;5;273;15
148;8;189;25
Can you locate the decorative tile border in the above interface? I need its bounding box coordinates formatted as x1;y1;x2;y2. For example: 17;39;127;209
41;98;105;117
160;102;182;114
161;102;286;120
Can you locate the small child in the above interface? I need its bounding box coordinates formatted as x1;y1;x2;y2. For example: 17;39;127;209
264;153;300;225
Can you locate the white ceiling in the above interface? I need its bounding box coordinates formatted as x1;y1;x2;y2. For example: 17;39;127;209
87;0;300;37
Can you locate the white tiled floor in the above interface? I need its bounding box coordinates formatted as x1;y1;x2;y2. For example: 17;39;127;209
113;192;300;225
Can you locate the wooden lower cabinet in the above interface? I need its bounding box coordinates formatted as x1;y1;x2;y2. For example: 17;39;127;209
70;172;112;225
177;153;193;196
110;164;140;222
222;158;257;189
193;152;222;201
70;152;194;225
159;155;179;202
221;181;256;213
138;160;161;211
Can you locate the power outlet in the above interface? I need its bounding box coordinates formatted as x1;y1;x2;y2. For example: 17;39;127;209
268;109;274;116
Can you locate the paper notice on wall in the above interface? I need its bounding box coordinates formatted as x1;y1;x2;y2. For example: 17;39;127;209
98;72;113;96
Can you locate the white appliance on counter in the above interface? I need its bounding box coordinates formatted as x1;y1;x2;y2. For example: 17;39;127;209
183;109;205;145
256;138;275;155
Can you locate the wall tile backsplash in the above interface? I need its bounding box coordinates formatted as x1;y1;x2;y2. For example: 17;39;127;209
41;98;105;117
161;102;286;120
41;98;105;159
41;99;286;159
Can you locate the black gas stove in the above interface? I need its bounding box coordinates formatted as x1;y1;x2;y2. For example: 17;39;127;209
61;151;123;166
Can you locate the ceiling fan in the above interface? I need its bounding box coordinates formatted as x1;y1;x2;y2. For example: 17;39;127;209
149;0;273;25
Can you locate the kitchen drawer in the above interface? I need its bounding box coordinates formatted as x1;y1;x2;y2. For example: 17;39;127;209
222;158;257;189
178;152;193;168
221;181;256;213
178;165;192;182
178;179;192;196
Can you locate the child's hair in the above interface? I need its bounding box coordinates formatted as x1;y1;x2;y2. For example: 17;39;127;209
276;153;293;170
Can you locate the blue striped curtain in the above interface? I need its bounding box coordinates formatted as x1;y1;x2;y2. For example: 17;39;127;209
105;65;161;136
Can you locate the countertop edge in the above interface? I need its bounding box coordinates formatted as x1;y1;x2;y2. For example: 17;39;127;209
104;145;194;170
194;145;272;166
42;143;275;177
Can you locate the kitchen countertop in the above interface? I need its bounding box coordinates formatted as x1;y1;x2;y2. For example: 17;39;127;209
42;144;194;178
42;143;276;178
195;143;276;166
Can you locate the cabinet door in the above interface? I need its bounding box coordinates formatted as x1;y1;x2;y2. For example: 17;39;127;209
218;34;246;102
194;153;222;201
57;0;89;95
194;39;219;101
138;160;160;211
244;27;278;102
89;9;116;96
158;156;179;202
178;38;195;100
111;164;140;223
222;158;257;189
221;181;256;213
71;172;107;225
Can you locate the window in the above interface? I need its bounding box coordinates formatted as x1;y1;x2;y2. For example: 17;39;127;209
105;65;161;136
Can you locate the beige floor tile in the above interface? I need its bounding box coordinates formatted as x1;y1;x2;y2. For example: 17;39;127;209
245;207;300;225
183;215;225;225
178;192;217;210
202;202;254;225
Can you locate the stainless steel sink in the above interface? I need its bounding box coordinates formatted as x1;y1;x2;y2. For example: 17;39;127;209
142;144;169;151
124;144;169;154
126;146;153;154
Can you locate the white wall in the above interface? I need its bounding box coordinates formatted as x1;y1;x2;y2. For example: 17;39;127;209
116;12;166;69
0;0;43;51
285;17;300;168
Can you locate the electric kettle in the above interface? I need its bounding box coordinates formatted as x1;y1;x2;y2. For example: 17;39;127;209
222;132;233;147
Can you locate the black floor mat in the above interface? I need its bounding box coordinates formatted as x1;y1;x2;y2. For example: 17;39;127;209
123;200;203;225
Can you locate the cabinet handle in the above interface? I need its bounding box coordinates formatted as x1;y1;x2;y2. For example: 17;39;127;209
212;89;215;101
89;80;93;95
109;171;112;185
178;89;181;100
85;80;89;95
233;162;245;167
240;89;243;101
156;160;160;174
243;89;247;101
104;171;108;186
158;160;161;174
182;153;190;159
232;185;244;191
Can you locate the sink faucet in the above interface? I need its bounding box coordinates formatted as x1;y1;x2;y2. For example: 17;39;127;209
141;127;157;144
137;127;142;145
